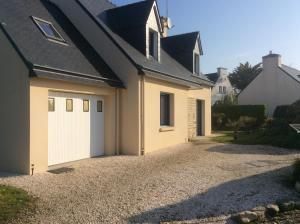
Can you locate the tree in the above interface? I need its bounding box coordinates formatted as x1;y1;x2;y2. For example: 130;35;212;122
229;62;262;91
215;93;237;106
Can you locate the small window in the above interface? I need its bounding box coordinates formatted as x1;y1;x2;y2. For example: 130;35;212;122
32;16;65;42
223;86;227;94
149;29;158;60
160;93;170;126
97;100;103;112
219;86;223;94
66;99;73;112
194;53;200;74
83;100;89;112
48;98;55;112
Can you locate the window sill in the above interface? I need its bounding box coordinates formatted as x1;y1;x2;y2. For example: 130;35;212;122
159;126;175;132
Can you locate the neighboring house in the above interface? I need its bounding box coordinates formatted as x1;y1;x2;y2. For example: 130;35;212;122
206;68;234;104
238;52;300;116
0;0;214;174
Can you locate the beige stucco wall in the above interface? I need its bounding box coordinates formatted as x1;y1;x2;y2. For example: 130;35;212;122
143;76;211;153
30;78;118;173
238;55;300;116
188;87;212;136
0;29;30;174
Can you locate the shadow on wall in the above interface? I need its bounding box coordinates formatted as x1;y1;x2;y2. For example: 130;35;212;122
127;166;298;223
207;144;300;156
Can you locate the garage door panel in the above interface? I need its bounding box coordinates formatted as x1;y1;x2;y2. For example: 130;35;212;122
48;92;104;166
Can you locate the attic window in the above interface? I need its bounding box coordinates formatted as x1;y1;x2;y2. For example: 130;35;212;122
149;29;158;60
298;75;300;79
194;53;200;74
32;16;66;43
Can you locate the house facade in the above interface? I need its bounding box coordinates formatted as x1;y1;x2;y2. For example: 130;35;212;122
206;68;234;104
0;0;213;174
238;53;300;116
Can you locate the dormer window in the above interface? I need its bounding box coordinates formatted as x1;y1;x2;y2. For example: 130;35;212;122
149;29;158;60
32;16;66;43
194;53;200;74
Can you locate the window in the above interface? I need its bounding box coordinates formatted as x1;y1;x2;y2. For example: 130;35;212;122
97;101;103;112
66;99;73;112
298;75;300;79
48;98;55;112
223;86;227;94
160;93;170;126
194;53;200;74
219;86;223;94
149;29;158;60
32;16;65;42
83;100;89;112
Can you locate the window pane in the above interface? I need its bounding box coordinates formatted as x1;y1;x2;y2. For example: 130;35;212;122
194;54;199;74
219;86;222;93
48;98;55;112
149;30;158;60
66;99;73;112
97;101;103;112
223;87;227;94
160;93;170;126
83;100;89;112
33;17;65;42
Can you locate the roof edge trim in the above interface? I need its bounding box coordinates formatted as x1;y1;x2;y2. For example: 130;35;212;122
278;66;300;85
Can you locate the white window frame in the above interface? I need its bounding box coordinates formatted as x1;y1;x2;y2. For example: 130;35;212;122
31;16;66;43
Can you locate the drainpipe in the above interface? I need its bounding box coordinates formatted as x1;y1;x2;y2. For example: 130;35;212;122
140;75;145;156
115;88;120;155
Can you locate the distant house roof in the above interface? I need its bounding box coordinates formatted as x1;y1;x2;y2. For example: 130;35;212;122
162;32;203;55
76;0;213;87
205;72;219;83
0;0;123;87
280;64;300;84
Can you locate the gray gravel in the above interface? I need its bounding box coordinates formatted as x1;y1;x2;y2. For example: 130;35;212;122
1;140;300;224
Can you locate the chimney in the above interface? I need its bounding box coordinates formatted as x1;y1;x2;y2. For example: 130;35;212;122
217;67;228;77
262;51;282;68
161;17;171;37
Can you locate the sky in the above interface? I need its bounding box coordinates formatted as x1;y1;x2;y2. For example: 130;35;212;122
110;0;300;74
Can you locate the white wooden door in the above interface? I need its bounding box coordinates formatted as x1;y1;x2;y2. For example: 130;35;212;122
48;92;104;166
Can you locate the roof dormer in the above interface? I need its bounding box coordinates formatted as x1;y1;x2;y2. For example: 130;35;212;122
106;0;162;61
162;32;203;74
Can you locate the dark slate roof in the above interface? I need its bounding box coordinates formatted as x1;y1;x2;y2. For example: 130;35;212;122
205;72;219;83
76;0;213;87
106;0;155;30
0;0;123;87
280;65;300;84
162;32;203;55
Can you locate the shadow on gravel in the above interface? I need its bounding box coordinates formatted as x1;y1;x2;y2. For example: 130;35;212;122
0;172;25;179
207;144;300;156
128;166;298;224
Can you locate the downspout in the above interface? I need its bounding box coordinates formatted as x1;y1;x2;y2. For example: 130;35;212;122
115;88;120;155
140;75;145;156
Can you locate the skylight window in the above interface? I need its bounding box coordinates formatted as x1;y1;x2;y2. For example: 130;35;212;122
32;16;65;42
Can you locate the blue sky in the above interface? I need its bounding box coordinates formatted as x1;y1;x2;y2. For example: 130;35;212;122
111;0;300;74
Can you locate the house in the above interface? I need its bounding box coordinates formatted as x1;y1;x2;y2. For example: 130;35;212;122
238;52;300;116
206;68;234;104
0;0;213;174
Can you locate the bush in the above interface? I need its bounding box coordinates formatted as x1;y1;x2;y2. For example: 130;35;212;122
293;159;300;182
238;116;257;131
212;105;266;128
273;105;289;118
286;99;300;123
212;113;226;130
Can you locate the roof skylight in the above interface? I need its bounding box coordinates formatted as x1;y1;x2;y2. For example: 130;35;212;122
32;16;65;43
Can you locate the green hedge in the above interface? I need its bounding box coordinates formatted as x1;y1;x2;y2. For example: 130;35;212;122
273;105;289;118
212;105;266;125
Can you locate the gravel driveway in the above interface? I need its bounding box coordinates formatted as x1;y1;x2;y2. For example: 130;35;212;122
1;140;300;224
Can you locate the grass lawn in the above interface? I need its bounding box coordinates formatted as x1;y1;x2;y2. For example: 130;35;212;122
0;185;36;222
213;131;300;149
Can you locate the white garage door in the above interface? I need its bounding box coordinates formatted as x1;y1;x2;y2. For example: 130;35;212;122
48;92;104;166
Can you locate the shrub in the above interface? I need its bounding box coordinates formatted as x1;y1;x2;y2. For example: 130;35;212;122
273;105;289;118
238;116;257;131
264;118;290;135
212;105;265;127
212;113;226;130
286;99;300;123
225;119;239;130
293;159;300;182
